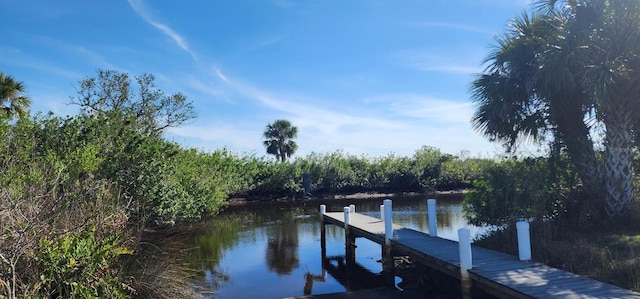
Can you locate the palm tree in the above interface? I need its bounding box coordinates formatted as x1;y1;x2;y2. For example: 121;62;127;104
471;0;640;216
471;9;604;201
263;119;298;162
574;0;640;216
0;72;31;118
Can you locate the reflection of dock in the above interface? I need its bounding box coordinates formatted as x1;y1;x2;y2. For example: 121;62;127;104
283;287;421;299
321;208;640;299
322;256;383;291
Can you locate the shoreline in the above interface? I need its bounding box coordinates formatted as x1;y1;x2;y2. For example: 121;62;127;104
228;189;469;206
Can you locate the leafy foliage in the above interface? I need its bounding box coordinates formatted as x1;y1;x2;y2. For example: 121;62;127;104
463;155;582;227
70;69;196;136
0;70;213;298
0;113;135;299
240;147;487;197
34;228;132;298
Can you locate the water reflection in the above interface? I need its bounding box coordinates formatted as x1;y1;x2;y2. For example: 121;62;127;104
265;211;299;275
321;256;384;291
188;213;254;290
182;195;482;298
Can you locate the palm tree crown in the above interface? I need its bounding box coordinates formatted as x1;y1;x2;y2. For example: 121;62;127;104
263;119;298;162
0;72;31;118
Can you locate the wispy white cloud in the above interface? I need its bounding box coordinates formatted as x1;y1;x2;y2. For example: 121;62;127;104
167;68;502;157
0;45;84;79
363;94;475;125
480;0;532;8
127;0;198;61
31;92;81;116
168;122;262;151
391;49;483;75
215;69;229;83
183;75;227;100
72;46;120;71
18;35;123;74
212;69;401;132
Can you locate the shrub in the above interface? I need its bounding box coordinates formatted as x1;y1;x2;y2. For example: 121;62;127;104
463;156;578;226
33;228;132;298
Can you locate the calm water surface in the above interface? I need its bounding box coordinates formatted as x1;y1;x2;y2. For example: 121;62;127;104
184;195;486;298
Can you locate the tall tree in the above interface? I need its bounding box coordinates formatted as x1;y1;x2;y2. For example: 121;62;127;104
263;119;298;162
0;72;31;118
470;0;640;216
70;69;196;136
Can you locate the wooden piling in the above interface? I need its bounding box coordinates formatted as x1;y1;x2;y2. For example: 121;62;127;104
458;228;472;299
344;207;356;265
320;205;327;269
382;199;394;287
427;198;437;237
517;221;531;261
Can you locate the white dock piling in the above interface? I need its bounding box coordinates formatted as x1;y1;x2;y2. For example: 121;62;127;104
428;198;437;237
458;228;472;278
458;227;472;298
383;199;393;244
517;221;531;261
343;206;350;229
382;199;394;287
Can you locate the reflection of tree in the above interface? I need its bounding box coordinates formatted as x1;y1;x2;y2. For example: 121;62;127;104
436;205;454;229
187;212;257;289
265;211;300;275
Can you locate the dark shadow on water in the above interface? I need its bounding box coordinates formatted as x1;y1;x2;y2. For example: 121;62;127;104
322;255;385;292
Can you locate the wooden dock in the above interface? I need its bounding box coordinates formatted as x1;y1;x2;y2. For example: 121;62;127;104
322;211;640;299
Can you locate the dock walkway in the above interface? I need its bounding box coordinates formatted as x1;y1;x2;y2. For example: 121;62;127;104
323;211;640;299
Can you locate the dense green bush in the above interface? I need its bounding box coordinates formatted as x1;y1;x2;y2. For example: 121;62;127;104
463;156;580;226
439;157;492;190
0;114;136;298
237;147;484;197
0;112;237;298
34;228;132;298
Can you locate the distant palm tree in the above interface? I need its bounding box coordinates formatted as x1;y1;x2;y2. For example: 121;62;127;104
0;72;31;118
263;119;298;162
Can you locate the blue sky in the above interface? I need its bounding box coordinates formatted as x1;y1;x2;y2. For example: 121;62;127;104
1;0;535;158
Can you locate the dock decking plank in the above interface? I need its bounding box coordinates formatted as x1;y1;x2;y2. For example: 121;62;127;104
472;265;640;299
322;212;640;299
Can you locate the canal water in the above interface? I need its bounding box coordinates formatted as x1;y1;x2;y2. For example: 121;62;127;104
183;194;486;298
